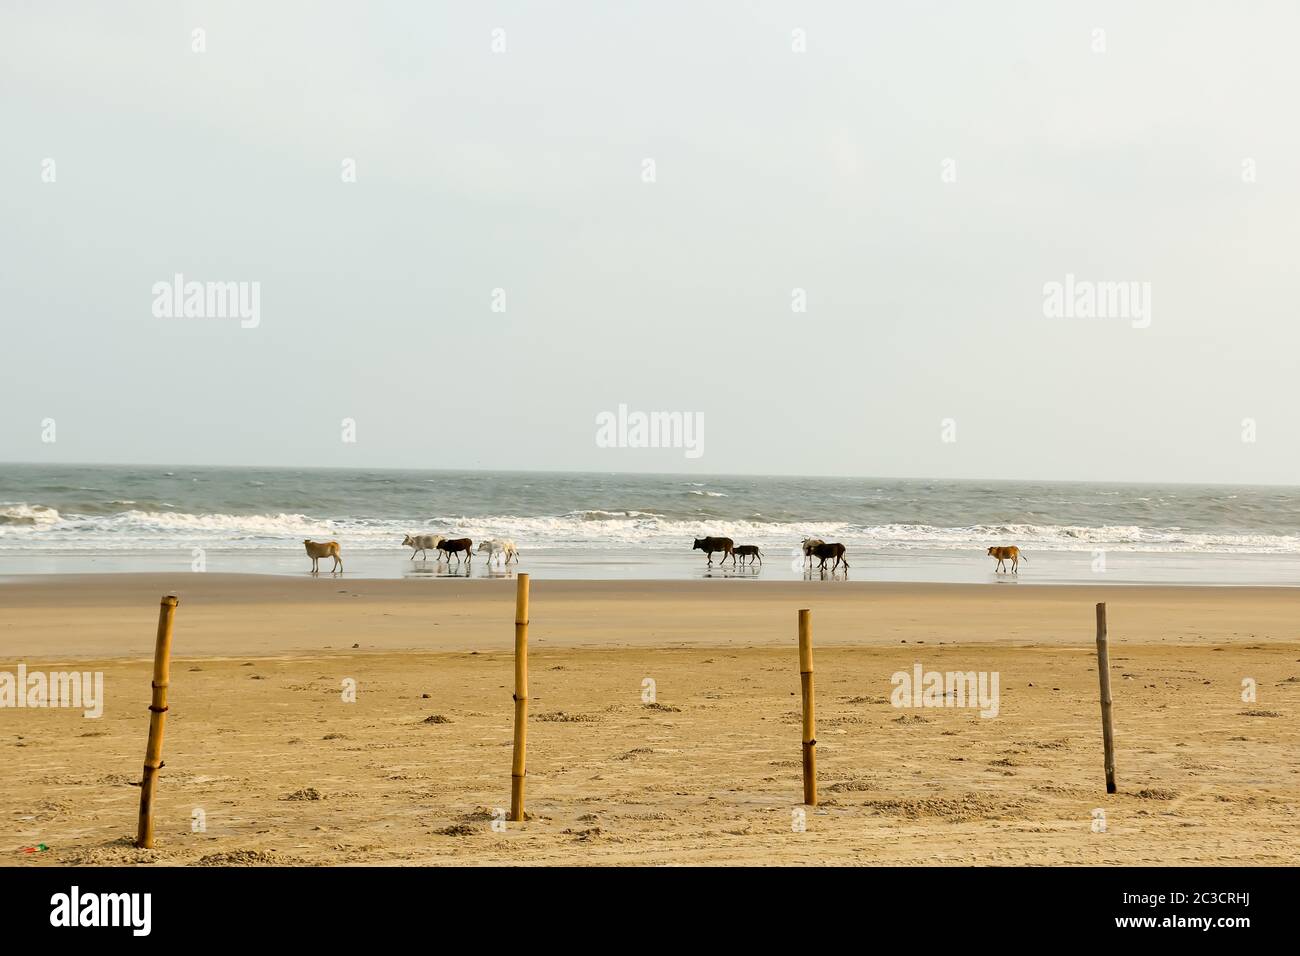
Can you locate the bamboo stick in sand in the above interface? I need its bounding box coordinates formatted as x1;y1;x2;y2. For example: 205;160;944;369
136;594;178;848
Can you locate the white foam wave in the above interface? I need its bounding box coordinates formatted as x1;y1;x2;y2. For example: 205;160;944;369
2;507;1299;555
0;503;62;527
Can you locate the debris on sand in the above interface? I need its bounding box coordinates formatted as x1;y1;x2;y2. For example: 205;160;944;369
1133;788;1177;800
195;850;298;866
281;788;325;801
534;711;601;723
434;823;478;837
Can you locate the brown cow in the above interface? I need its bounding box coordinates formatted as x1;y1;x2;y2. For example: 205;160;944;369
692;536;734;566
437;537;474;563
732;545;762;566
808;541;848;571
303;539;343;573
986;546;1025;573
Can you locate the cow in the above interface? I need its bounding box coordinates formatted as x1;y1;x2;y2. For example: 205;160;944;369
437;537;474;563
732;545;762;566
402;533;443;560
303;539;343;573
987;546;1025;573
800;538;825;568
477;538;520;565
692;536;734;566
807;541;848;571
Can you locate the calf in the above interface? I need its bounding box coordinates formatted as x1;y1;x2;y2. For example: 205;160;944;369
477;538;520;564
437;537;474;563
402;533;443;560
303;539;343;573
732;545;762;566
808;541;848;571
986;546;1025;573
692;536;734;566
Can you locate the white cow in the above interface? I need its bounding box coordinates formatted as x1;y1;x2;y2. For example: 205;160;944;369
476;538;520;565
402;533;443;560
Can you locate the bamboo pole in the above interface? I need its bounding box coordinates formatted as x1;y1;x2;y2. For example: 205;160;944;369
1095;602;1117;794
510;574;530;821
136;594;178;848
798;608;817;806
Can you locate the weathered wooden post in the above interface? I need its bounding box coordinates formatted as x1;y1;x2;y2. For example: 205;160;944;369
136;593;178;848
510;574;530;821
799;608;817;805
1095;602;1117;794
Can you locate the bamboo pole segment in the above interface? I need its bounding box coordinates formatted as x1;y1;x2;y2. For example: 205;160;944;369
1095;602;1117;794
798;608;817;806
136;593;178;848
509;574;530;821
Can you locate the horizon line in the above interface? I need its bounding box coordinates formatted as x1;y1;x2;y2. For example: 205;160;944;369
1;459;1297;491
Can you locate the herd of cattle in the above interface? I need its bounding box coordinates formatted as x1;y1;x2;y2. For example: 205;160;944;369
303;535;1023;574
300;534;519;573
399;534;520;564
691;536;848;570
302;534;845;572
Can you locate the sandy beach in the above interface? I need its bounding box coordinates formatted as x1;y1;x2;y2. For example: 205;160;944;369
3;575;1297;866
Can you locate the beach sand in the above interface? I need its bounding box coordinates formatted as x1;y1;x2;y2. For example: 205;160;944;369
3;575;1297;865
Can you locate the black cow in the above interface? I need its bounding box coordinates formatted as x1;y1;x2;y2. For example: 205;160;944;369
692;536;734;566
437;537;474;563
808;541;848;571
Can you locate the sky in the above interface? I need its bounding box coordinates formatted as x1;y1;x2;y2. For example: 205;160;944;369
2;1;1298;483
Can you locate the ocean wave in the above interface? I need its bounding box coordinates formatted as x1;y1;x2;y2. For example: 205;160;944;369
0;503;61;527
3;505;1300;554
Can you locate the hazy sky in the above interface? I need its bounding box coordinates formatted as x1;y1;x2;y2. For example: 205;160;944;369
3;2;1298;483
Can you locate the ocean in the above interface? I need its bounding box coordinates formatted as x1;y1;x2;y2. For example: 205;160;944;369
2;463;1299;584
